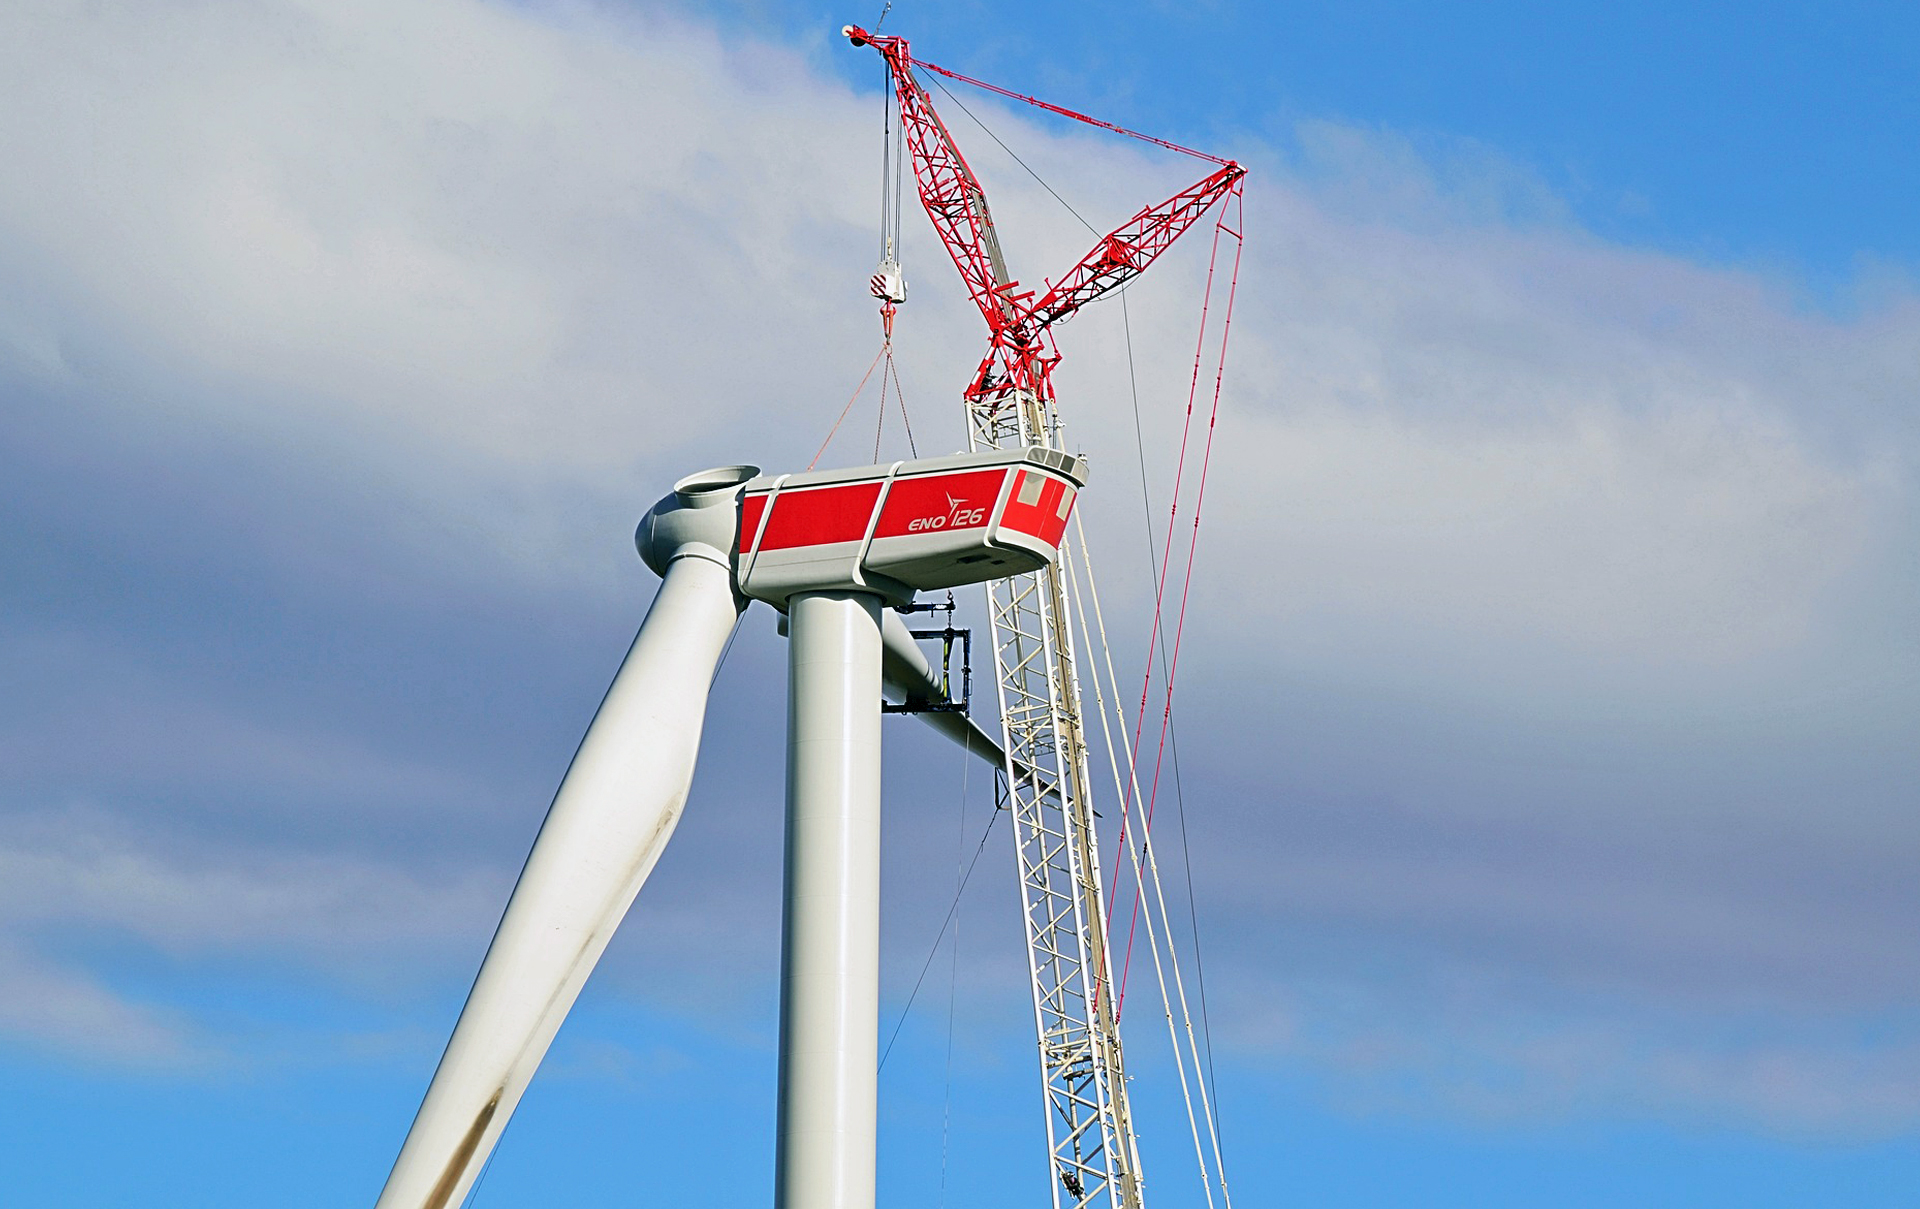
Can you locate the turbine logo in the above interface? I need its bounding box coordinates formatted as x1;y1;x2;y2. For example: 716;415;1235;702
908;491;987;533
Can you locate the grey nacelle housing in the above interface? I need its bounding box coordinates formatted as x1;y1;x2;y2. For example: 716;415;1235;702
636;464;759;576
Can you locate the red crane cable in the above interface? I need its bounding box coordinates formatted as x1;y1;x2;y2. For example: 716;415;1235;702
848;25;1243;419
1106;182;1232;941
843;25;1249;1025
809;344;886;470
911;59;1231;166
848;28;1231;168
1114;181;1244;1020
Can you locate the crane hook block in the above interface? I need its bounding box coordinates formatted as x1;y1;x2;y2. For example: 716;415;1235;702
870;259;907;305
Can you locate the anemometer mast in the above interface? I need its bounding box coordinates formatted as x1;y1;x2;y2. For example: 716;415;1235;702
849;27;1242;1209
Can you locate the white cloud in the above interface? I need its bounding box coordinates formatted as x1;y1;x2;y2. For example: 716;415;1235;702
0;0;1915;1138
0;801;510;1058
1215;403;1893;665
1231;980;1920;1138
0;810;502;958
0;938;194;1065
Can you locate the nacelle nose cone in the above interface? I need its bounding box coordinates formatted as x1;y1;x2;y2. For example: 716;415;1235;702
636;465;758;577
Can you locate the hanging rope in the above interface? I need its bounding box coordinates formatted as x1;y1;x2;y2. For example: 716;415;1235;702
1065;531;1230;1209
845;28;1246;1206
873;349;890;461
889;349;917;456
1113;180;1245;1015
911;56;1231;166
810;345;885;471
878;792;1003;1070
835;45;914;471
867;340;918;462
1057;180;1242;1209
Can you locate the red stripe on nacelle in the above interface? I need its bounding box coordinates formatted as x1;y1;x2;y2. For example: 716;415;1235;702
872;469;1007;539
739;494;769;552
999;471;1074;546
750;482;884;552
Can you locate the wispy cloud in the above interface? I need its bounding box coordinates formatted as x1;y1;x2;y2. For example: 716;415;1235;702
0;938;195;1066
0;0;1913;1138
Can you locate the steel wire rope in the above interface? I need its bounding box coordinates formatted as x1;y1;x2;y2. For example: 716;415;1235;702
809;345;885;470
890;353;918;456
925;74;1104;239
906;52;1230;167
1122;290;1230;1174
878;48;907;269
1119;288;1204;1033
1162;702;1228;1172
879;64;892;265
1109;298;1209;995
1112;189;1238;1008
871;347;920;461
877;781;1003;1071
874;353;890;460
1065;533;1223;1209
1129;191;1244;915
458;1134;500;1209
927;61;1237;1192
1117;185;1245;1203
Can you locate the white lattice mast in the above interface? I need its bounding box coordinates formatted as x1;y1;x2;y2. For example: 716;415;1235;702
846;25;1243;1209
978;388;1144;1209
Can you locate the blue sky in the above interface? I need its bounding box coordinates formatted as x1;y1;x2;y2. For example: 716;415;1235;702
745;0;1920;283
1;1;1916;1206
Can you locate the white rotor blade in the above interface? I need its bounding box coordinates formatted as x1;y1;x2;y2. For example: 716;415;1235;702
375;551;741;1209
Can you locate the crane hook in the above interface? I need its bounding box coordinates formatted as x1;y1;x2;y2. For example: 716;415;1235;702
870;257;906;340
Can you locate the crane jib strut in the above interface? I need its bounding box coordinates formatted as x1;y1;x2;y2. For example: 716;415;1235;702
846;26;1243;1209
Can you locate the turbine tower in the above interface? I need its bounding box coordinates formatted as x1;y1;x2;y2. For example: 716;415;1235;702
375;449;1084;1209
373;26;1244;1209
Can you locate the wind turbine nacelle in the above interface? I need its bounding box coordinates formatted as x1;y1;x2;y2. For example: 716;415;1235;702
638;448;1084;609
736;448;1083;608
